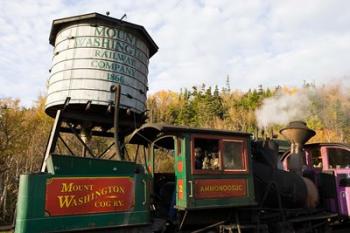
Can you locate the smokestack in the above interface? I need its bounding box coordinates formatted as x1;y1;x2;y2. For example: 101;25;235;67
280;121;315;175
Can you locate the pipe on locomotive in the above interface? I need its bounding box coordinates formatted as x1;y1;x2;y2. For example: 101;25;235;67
280;121;316;175
280;121;319;208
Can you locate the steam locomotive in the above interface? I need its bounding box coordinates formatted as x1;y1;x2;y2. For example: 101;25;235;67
13;13;350;233
15;120;350;233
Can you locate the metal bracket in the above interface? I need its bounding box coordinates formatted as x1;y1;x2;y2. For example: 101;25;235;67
142;180;147;205
189;180;193;198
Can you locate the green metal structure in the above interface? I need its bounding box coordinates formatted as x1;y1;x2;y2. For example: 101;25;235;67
15;155;150;233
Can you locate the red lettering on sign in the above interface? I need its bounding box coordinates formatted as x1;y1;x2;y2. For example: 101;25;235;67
195;179;247;199
45;177;134;216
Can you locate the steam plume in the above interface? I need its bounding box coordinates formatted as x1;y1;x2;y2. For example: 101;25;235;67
255;89;312;128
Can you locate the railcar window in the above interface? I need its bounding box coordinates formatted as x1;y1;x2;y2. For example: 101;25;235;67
328;148;350;169
223;141;244;170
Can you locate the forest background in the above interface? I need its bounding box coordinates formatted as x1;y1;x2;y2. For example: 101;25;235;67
1;80;350;225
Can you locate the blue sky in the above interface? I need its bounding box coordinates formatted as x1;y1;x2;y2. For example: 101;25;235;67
1;0;350;106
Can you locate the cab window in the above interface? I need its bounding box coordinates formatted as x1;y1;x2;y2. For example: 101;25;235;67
223;141;244;170
192;136;247;174
193;138;220;170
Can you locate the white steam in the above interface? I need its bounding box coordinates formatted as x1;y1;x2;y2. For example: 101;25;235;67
256;89;312;128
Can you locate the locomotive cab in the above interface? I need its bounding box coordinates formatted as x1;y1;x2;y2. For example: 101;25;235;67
127;123;256;227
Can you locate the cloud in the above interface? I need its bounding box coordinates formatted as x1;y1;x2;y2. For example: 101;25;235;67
0;0;350;106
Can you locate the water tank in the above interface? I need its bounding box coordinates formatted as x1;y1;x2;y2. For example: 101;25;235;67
46;13;158;129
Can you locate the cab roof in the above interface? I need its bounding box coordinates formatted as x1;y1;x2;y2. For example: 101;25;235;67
304;142;350;149
126;123;251;145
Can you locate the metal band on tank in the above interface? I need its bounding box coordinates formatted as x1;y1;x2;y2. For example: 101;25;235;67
48;77;147;95
49;67;148;91
50;57;148;81
52;48;149;74
45;99;144;114
46;84;147;104
54;25;150;62
53;37;149;66
45;97;146;109
46;93;146;111
55;23;149;56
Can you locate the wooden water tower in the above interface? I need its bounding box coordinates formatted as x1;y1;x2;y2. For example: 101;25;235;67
41;13;158;171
